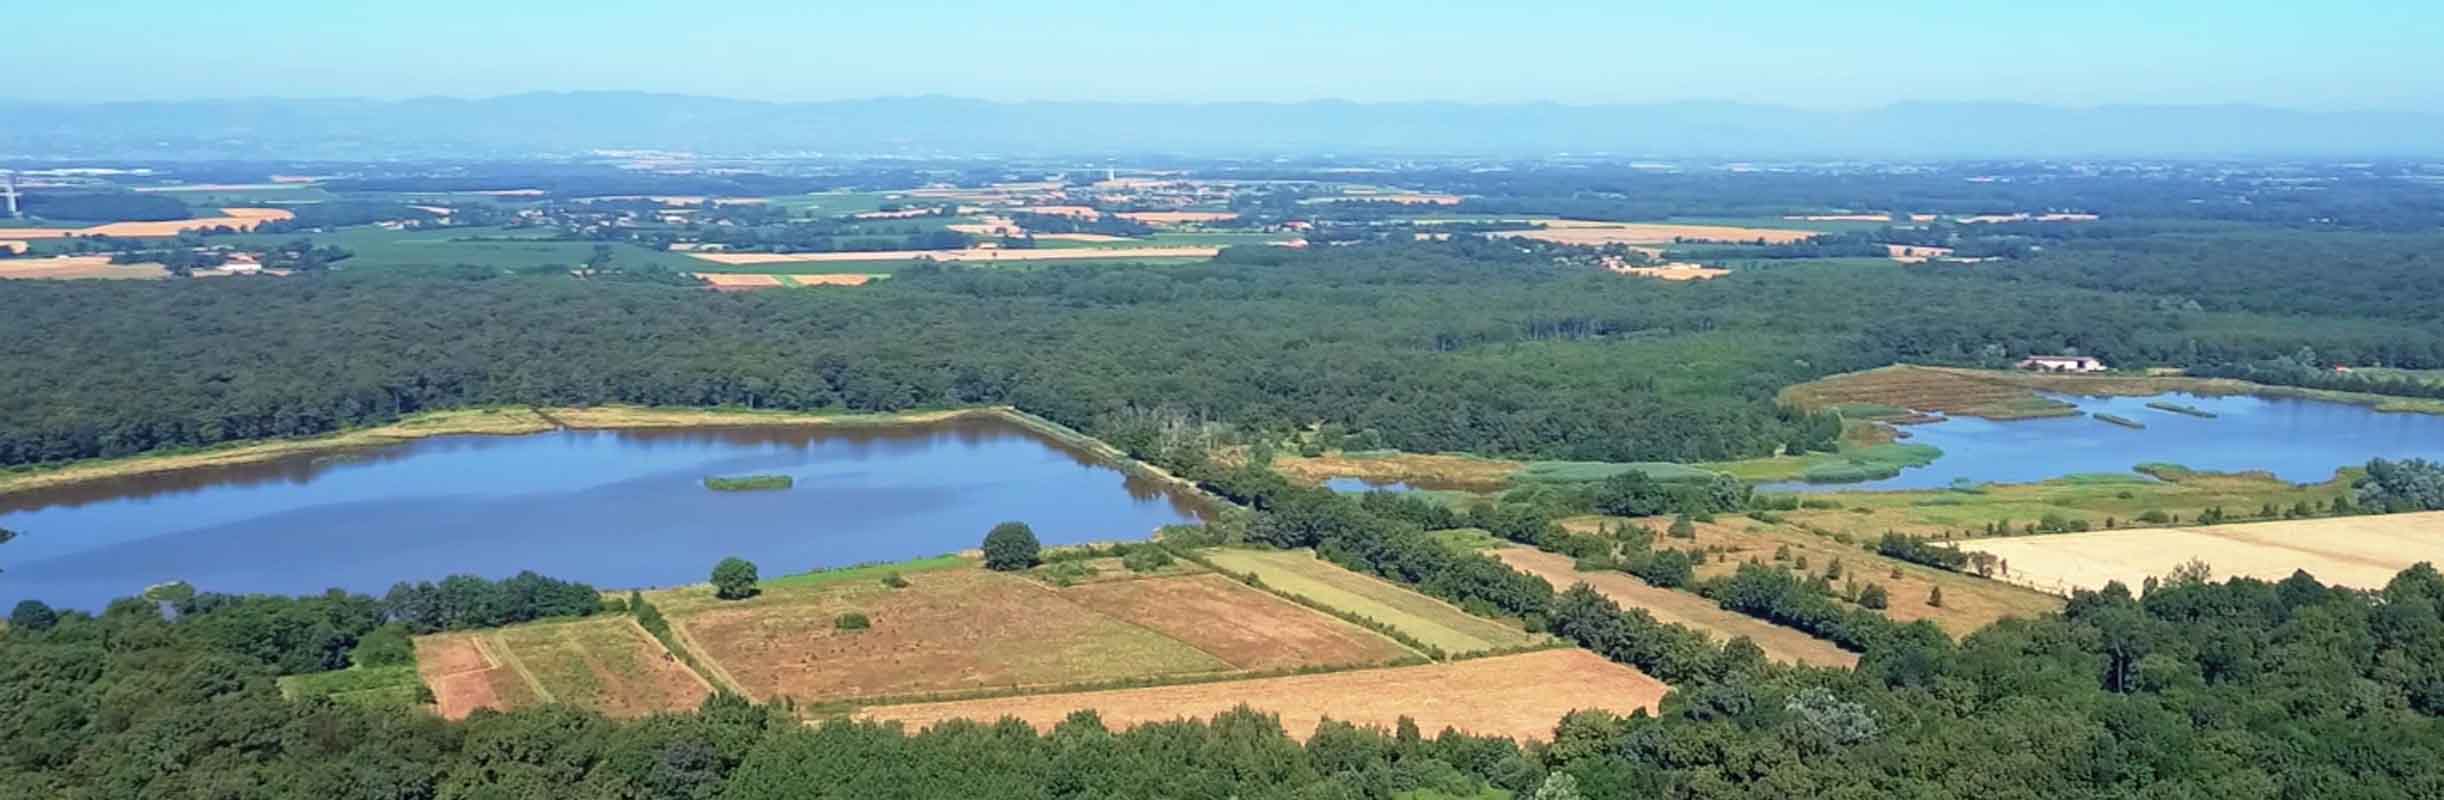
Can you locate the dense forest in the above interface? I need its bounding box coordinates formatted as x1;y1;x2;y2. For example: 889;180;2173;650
4;233;2443;468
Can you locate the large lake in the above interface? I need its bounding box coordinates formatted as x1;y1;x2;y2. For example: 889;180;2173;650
0;418;1210;610
1767;392;2444;493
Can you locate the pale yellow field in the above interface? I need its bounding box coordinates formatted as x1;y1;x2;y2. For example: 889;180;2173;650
0;240;25;255
862;649;1664;743
1884;243;1954;263
1616;264;1729;281
3;208;296;239
0;256;168;280
690;246;1217;265
1961;512;2444;595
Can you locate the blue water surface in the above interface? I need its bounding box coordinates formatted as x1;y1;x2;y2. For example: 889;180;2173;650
1765;392;2444;493
0;420;1207;610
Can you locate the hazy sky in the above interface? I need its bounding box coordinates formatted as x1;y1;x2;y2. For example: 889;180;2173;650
16;0;2443;110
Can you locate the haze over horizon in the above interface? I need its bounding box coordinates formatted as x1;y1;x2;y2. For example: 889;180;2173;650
15;0;2444;112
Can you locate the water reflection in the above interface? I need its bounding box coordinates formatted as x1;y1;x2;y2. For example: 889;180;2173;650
0;416;1211;609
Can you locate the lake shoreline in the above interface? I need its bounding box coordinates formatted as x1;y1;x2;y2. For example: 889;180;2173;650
0;405;1018;499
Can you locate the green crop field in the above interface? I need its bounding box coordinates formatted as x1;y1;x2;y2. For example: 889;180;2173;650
276;664;427;709
1198;549;1537;655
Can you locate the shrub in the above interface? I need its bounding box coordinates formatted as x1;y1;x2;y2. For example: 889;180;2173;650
983;521;1042;571
1122;547;1175;573
1668;514;1697;538
835;612;872;631
1858;584;1890;610
712;557;760;600
352;623;416;668
881;572;910;589
1928;586;1945;608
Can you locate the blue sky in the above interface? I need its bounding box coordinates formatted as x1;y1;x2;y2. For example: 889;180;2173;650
16;0;2442;110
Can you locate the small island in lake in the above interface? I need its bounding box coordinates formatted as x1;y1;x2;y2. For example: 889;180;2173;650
2094;413;2147;430
2145;400;2218;418
704;474;794;492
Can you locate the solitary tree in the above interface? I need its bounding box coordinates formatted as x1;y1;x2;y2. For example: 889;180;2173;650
1858;583;1890;610
983;521;1042;571
712;557;760;600
1927;586;1945;608
1667;513;1696;539
9;599;58;632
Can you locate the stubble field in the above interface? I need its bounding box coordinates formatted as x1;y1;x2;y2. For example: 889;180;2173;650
861;648;1664;743
1960;511;2444;595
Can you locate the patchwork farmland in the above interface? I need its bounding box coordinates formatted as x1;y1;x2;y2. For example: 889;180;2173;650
414;617;708;719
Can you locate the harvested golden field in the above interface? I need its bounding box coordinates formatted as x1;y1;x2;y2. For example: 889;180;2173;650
697;273;784;290
0;256;167;280
1490;547;1857;667
1061;574;1417;670
415;632;540;720
1957;212;2098;224
667;569;1234;704
2;208;296;239
1557;514;2062;637
789;273;878;286
1495;222;1816;246
1960;512;2444;595
863;648;1664;743
1198;549;1540;655
1116;211;1241;225
689;246;1217;265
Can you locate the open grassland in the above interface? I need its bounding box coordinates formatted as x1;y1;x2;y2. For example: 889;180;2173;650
1559;514;2063;636
1062;574;1419;670
1960;512;2444;596
1490;546;1857;667
690;246;1220;265
1774;465;2356;541
1707;441;1942;483
0;256;168;280
415;632;541;720
862;648;1663;743
487;618;711;717
1198;549;1540;655
277;665;427;709
1116;211;1241;225
1492;221;1818;247
662;569;1239;704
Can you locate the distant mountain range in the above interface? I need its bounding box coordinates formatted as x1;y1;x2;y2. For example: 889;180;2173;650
6;93;2443;160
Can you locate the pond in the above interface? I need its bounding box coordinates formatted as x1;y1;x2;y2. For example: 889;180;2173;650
0;417;1211;610
1765;392;2444;493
